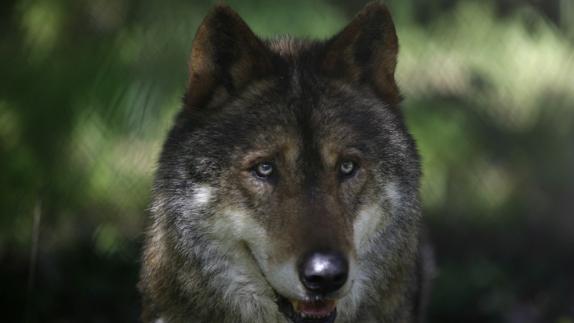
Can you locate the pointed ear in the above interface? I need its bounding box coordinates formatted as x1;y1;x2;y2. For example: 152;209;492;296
322;2;401;105
186;5;274;109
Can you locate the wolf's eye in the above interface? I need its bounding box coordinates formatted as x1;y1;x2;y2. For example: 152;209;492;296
339;160;357;177
253;161;274;178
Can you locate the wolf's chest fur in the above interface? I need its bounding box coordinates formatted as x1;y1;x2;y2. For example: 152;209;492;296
139;2;429;323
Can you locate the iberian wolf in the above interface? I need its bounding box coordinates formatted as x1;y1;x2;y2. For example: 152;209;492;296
140;2;430;322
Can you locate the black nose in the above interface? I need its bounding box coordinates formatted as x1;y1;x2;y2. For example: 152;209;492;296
298;250;349;294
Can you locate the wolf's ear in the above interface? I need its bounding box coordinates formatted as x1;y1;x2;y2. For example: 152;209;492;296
322;2;401;105
185;5;274;109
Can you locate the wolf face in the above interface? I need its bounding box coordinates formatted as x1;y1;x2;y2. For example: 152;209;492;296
140;3;424;323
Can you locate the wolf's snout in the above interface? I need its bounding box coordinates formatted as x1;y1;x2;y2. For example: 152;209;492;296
298;250;349;294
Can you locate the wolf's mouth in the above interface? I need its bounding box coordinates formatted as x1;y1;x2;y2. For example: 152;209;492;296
277;295;337;323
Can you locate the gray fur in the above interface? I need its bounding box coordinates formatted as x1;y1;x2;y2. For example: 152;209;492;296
140;3;430;323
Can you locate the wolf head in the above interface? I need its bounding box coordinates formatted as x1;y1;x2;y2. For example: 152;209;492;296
141;2;422;323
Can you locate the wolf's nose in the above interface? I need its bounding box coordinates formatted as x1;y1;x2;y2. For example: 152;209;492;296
298;250;349;294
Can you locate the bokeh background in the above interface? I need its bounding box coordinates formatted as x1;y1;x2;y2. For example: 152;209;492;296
1;0;573;322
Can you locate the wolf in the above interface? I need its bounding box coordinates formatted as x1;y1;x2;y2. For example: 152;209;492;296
139;2;430;322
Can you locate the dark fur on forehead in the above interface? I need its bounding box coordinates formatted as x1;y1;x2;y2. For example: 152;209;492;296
266;37;314;60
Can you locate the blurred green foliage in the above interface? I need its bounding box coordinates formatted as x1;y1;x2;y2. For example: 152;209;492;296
1;0;573;322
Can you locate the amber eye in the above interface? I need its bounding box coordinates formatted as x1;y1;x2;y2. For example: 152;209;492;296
339;160;357;177
253;161;274;178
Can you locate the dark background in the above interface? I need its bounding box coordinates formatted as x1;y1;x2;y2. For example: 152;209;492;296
1;0;573;322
